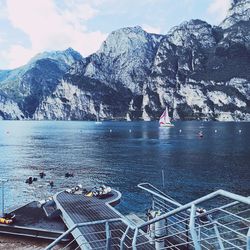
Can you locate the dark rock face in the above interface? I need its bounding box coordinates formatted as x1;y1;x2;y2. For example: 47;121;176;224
0;48;83;119
0;0;249;121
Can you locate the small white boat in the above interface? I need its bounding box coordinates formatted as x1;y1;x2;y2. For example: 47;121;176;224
95;112;102;124
159;107;174;127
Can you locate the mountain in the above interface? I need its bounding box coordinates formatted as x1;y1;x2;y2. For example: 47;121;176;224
220;0;250;29
0;48;83;119
0;0;249;121
146;14;250;121
32;27;163;120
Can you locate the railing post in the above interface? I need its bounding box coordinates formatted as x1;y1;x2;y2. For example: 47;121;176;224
161;169;165;188
185;218;190;249
132;227;138;250
105;221;111;250
213;221;224;250
45;224;77;250
155;211;166;250
189;204;201;250
120;226;129;250
247;227;250;250
1;181;4;217
1;180;7;217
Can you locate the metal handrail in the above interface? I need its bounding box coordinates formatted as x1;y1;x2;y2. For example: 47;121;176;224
132;227;138;250
138;183;182;207
120;226;130;250
45;217;127;250
136;189;250;230
247;228;250;250
129;186;250;249
189;204;201;250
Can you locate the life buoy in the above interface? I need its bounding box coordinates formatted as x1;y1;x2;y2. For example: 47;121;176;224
0;217;13;224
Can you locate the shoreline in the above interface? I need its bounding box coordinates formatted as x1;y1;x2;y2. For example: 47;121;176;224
0;235;49;250
0;235;70;250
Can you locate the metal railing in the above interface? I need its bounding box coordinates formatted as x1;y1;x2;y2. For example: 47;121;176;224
132;183;250;250
45;183;250;250
45;218;138;250
0;179;8;217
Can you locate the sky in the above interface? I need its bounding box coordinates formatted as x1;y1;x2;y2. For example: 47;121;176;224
0;0;231;70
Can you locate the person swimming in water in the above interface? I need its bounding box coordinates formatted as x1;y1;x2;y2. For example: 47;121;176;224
198;131;203;138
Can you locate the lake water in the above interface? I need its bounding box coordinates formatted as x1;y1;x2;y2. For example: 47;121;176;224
0;121;249;215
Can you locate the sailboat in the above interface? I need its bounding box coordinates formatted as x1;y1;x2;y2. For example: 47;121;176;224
159;107;174;127
95;111;102;124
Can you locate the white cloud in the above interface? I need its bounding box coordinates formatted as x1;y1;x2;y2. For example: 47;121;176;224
142;24;161;34
5;45;35;69
4;0;107;68
207;0;231;23
60;1;99;29
0;35;4;44
0;0;7;19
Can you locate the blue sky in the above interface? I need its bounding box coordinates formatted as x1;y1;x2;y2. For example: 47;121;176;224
0;0;231;69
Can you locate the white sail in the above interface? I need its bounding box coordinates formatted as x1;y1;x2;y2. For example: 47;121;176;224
159;107;174;127
95;111;102;124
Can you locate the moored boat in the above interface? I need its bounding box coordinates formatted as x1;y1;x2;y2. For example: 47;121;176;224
159;107;174;127
95;111;102;124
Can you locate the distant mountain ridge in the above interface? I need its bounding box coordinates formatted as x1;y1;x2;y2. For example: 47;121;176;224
0;0;249;121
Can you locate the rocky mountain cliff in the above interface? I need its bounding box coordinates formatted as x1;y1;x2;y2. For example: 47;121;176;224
0;48;83;119
0;0;249;121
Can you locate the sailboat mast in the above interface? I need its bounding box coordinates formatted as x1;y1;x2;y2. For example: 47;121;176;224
97;111;99;122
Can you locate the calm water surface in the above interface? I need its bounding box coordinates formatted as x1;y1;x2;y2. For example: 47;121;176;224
0;121;249;215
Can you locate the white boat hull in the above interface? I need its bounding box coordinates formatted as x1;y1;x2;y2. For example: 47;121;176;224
160;123;174;127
